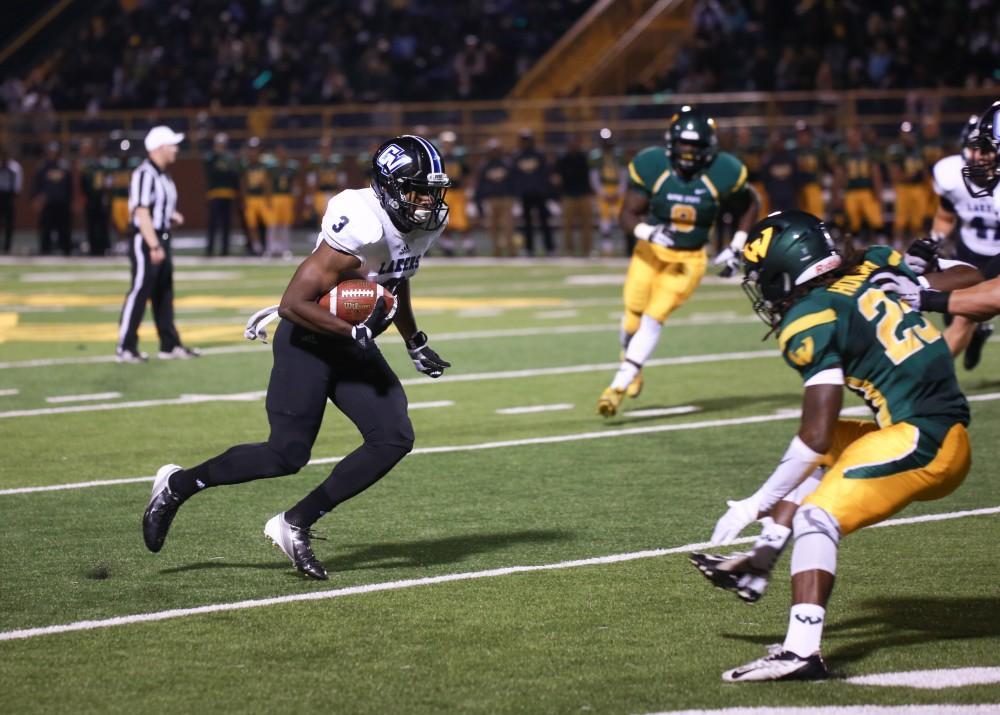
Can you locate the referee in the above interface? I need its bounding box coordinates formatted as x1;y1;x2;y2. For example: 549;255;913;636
116;126;199;363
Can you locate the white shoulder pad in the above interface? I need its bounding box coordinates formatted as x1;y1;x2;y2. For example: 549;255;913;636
318;189;383;257
932;154;965;199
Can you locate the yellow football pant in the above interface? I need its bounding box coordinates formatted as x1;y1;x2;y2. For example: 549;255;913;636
271;195;294;225
893;183;927;234
111;198;130;234
799;183;824;220
244;196;273;228
313;192;332;220
622;241;707;332
844;189;884;232
598;186;623;230
448;189;469;232
805;419;970;536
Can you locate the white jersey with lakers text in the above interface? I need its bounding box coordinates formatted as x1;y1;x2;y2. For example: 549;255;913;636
933;154;1000;257
315;188;447;290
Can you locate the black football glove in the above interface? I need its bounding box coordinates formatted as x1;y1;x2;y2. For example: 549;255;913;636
351;296;397;350
405;331;451;378
904;236;941;276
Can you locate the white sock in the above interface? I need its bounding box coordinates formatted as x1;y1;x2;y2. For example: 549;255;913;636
783;603;826;657
624;314;662;365
610;361;640;391
619;321;632;351
749;517;792;571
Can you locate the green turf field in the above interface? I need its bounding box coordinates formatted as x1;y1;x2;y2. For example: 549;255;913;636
1;256;998;714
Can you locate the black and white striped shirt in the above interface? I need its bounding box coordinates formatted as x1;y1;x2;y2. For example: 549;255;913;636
129;158;178;232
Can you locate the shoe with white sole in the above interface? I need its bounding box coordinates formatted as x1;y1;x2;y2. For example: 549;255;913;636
264;513;328;580
158;345;202;360
690;552;771;604
116;348;149;364
722;644;829;682
142;464;184;552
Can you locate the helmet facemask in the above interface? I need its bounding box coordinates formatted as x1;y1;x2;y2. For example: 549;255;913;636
962;132;999;198
393;173;450;231
671;139;715;176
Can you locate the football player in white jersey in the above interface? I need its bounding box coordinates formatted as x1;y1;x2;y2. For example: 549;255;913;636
930;104;1000;369
142;135;453;580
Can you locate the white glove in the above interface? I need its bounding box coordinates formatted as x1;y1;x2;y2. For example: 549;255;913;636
648;225;675;249
710;496;761;545
870;270;925;309
713;230;747;277
244;305;280;342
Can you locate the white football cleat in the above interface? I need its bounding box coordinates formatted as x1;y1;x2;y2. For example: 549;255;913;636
722;644;829;682
264;513;328;581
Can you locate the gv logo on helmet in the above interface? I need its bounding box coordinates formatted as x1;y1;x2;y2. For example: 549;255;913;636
376;144;413;174
743;225;774;262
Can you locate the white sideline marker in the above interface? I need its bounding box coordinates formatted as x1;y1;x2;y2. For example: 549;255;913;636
845;666;1000;689
45;392;122;404
496;403;574;415
0;388;18;397
646;706;1000;715
0;505;997;643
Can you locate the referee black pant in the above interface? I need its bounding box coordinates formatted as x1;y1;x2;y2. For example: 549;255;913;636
0;192;14;253
117;232;182;354
169;320;414;528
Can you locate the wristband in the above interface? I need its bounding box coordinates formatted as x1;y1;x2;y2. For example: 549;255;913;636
921;290;950;313
633;223;655;241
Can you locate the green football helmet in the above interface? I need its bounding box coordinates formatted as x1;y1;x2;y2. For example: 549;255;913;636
667;106;718;176
741;210;842;329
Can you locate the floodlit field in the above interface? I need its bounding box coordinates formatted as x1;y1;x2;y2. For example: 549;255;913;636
1;256;998;714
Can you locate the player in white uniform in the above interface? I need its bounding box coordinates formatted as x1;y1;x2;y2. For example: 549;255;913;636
142;135;453;580
931;108;1000;368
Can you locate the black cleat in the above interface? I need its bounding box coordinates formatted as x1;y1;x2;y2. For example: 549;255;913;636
264;513;328;580
963;322;993;371
143;464;185;553
690;552;769;604
722;645;829;682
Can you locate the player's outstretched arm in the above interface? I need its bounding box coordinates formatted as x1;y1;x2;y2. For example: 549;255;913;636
277;243;362;337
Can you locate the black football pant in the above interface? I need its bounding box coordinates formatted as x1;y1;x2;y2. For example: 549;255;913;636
520;194;554;255
206;198;232;256
117;233;182;353
170;320;414;528
0;192;13;253
39;202;72;255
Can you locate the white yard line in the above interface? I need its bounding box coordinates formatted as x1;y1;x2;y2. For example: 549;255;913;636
409;400;454;410
8;393;1000;495
0;388;18;396
646;706;1000;715
1;505;996;643
0;349;779;418
845;666;1000;689
622;406;700;418
45;392;122;404
495;403;574;415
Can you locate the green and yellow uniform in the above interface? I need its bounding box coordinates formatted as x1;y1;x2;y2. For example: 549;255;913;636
107;156;139;234
778;246;970;535
589;147;627;231
204;151;240;200
887;141;928;234
269;159;299;226
443;147;470;232
242;158;273;228
796;141;826;219
308;154;343;220
837;146;884;232
624;147;748;324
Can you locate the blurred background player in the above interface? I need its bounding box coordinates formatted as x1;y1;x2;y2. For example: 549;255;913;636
476;138;516;257
203;133;240;257
931;104;1000;370
512;128;555;256
305;136;344;226
436;131;474;256
833;126;885;245
554;133;594;258
795;121;826;221
268;144;299;258
590;128;628;256
77;137;110;256
735;125;767;219
107;138;139;254
887;121;929;248
0;145;24;254
597;106;759;416
760;131;802;215
32;141;73;255
240;136;270;256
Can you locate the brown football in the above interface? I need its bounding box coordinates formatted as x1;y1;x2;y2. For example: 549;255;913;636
318;279;394;325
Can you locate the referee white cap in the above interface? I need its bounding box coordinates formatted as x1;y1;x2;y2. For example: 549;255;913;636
144;125;185;152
